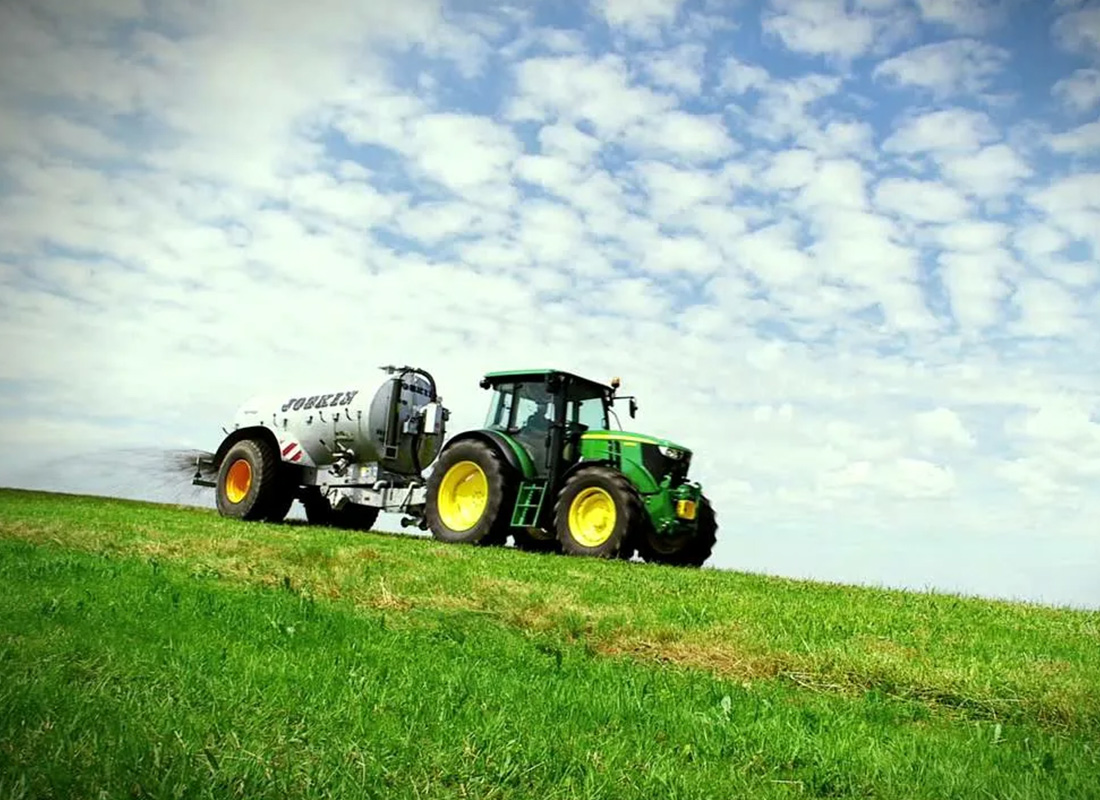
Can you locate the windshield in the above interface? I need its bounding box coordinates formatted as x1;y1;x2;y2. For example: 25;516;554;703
484;383;516;430
567;383;608;431
484;381;555;433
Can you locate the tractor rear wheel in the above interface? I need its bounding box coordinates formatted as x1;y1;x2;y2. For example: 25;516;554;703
637;495;717;567
425;439;515;546
553;466;640;559
216;438;285;521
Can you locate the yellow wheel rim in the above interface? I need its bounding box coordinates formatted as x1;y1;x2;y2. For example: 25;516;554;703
568;487;617;548
225;458;252;504
437;460;489;531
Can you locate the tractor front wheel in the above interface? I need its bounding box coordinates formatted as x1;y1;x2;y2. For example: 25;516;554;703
637;495;717;567
553;466;640;559
216;438;285;521
425;439;515;546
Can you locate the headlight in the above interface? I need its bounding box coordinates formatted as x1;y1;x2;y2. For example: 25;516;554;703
658;445;686;460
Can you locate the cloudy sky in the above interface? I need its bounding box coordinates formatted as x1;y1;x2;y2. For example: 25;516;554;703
1;0;1098;609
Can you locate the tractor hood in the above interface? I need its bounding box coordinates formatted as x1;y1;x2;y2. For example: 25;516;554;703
581;430;693;455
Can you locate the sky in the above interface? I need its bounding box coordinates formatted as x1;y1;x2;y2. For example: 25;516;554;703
1;0;1098;610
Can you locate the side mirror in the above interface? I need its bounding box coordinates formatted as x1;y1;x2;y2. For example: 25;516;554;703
629;398;638;418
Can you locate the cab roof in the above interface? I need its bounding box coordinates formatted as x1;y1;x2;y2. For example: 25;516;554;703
481;368;613;392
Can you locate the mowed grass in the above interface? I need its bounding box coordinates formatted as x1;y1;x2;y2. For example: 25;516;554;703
1;489;1098;798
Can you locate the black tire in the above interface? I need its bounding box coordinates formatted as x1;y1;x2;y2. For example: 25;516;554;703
332;503;381;531
301;487;333;525
215;438;285;521
263;490;295;523
637;495;717;568
299;488;380;531
262;464;297;523
553;466;641;559
512;526;562;554
425;439;515;546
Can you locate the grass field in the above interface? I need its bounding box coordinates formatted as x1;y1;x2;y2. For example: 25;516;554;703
1;488;1098;798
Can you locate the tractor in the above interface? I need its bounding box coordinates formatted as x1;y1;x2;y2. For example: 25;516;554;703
421;369;717;566
193;365;717;566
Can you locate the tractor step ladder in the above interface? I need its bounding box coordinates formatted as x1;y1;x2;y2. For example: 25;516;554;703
511;480;547;527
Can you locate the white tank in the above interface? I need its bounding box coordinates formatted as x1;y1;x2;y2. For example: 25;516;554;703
231;367;447;476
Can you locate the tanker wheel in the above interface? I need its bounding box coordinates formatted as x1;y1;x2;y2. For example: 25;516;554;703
425;440;514;546
300;487;333;525
299;488;380;531
512;526;562;554
553;466;640;559
216;438;285;521
637;495;717;568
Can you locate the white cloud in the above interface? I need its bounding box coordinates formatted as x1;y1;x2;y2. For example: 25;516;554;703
873;177;971;223
639;43;706;94
913;407;976;448
1014;398;1100;445
938;144;1033;200
641;235;724;275
873;38;1010;98
760;148;817;190
763;0;877;59
762;0;914;61
593;0;686;38
882;108;1000;154
1012;223;1069;261
1052;69;1100;114
408;114;521;195
937;220;1010;252
719;56;771;94
729;72;845;145
507;54;676;138
1048;121;1100;156
732;220;816;289
627;110;737;162
638;161;735;221
819;456;957;500
537;122;603;165
938;249;1015;331
1010;279;1084;338
1051;6;1100;60
915;0;1002;34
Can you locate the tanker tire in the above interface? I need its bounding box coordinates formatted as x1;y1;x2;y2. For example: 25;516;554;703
216;438;284;521
262;465;296;523
425;439;515;546
299;488;380;532
637;495;717;568
553;466;640;560
300;487;333;525
512;526;562;554
331;503;380;532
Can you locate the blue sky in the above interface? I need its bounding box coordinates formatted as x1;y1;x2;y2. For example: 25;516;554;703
0;0;1098;609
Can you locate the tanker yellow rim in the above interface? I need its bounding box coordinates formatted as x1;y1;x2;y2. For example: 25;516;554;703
568;486;617;548
437;460;488;531
225;458;252;504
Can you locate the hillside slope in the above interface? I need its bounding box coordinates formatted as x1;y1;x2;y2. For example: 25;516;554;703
2;488;1098;798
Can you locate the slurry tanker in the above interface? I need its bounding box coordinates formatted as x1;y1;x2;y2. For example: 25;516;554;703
194;365;717;565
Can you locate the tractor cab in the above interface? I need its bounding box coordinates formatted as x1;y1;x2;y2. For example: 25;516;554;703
479;369;628;477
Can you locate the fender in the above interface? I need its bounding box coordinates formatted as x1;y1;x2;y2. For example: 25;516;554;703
213;425;282;468
557;458;619;490
438;430;536;480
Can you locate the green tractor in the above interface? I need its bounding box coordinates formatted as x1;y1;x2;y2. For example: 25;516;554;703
422;369;717;566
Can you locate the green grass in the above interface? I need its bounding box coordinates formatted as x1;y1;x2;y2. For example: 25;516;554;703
1;488;1098;798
